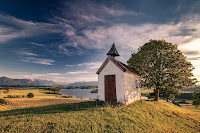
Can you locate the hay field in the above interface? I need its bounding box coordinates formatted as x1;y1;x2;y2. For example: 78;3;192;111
0;89;89;111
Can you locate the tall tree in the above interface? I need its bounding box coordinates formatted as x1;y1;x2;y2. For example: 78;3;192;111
127;39;197;101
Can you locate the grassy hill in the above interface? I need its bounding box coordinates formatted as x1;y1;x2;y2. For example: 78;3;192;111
0;100;199;133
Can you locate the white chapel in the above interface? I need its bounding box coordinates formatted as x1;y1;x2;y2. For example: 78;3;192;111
96;44;141;105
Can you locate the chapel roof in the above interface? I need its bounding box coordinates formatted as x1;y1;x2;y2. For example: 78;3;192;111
96;56;140;75
107;43;120;57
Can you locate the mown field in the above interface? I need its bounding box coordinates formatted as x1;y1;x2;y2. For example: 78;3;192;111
0;89;61;98
0;100;199;133
0;89;89;111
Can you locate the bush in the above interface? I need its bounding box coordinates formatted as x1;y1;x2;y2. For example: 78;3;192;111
68;95;73;98
0;98;7;105
27;93;34;98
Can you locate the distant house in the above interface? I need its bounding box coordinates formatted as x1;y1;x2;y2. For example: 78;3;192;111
96;44;141;105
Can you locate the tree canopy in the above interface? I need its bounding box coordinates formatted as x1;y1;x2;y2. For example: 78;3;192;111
27;93;34;98
127;39;197;101
50;87;61;94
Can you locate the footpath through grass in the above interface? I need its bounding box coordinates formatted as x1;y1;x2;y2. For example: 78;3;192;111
0;100;199;133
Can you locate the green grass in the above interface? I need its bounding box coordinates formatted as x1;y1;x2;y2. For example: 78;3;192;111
0;100;199;133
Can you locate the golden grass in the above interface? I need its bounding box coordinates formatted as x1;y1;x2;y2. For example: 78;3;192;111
185;104;200;112
0;89;60;98
0;100;199;132
0;89;90;111
0;98;89;111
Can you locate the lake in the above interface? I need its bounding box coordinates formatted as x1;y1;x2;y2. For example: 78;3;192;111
60;89;148;99
60;89;98;99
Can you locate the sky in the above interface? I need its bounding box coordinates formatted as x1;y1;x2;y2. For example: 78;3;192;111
0;0;200;84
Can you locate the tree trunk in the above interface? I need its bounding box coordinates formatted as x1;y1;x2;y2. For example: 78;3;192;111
154;87;159;101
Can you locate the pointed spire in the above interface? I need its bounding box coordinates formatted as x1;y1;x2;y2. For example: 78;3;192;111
107;43;120;57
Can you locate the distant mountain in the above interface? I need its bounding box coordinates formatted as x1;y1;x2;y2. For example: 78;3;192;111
68;81;98;86
0;76;57;86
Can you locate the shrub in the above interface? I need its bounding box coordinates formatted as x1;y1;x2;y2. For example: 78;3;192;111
0;98;7;105
68;95;73;98
27;93;34;98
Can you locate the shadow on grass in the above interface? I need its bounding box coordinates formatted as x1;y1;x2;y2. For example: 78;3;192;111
0;100;105;117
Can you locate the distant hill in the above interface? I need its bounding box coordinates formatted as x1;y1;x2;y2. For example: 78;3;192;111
0;76;57;86
68;81;98;86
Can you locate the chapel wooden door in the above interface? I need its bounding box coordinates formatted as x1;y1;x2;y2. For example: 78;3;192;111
105;75;117;103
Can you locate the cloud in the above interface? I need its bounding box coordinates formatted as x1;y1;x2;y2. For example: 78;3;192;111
0;13;61;43
65;61;102;70
46;73;62;76
51;0;200;59
20;57;55;65
187;57;200;61
65;65;73;67
66;71;90;75
30;42;45;47
183;50;200;56
19;51;38;56
51;0;138;55
77;62;102;69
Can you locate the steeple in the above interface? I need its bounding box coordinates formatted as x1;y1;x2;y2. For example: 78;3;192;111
107;43;120;57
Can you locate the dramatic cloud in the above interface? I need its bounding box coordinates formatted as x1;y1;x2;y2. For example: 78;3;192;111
0;14;61;43
52;0;138;55
1;0;200;83
51;1;200;82
51;0;200;60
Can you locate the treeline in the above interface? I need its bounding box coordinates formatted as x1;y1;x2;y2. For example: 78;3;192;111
181;86;200;91
65;86;98;89
175;93;194;100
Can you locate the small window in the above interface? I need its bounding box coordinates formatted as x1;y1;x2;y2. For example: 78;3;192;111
135;80;141;89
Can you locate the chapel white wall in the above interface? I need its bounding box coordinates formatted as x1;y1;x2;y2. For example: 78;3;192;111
124;71;141;105
98;60;125;104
